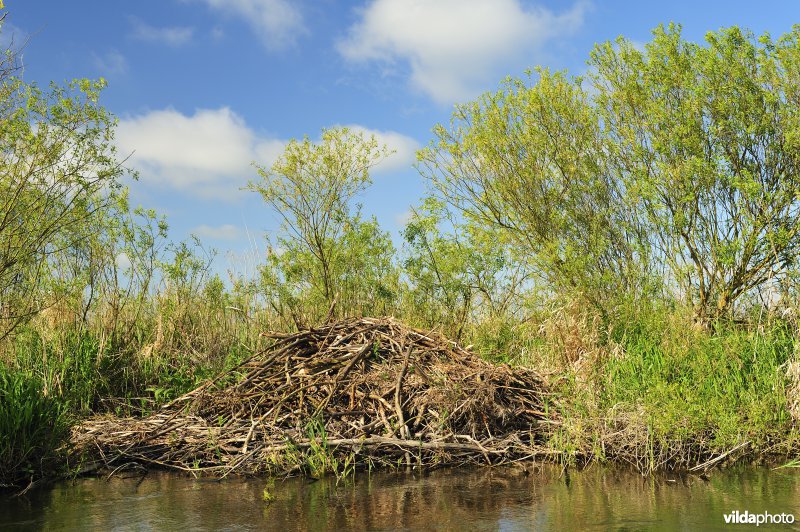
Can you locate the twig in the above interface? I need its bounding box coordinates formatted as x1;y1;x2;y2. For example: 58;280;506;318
690;441;751;472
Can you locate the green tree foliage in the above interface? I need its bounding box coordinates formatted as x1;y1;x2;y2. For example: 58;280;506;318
250;128;398;325
402;197;531;339
419;68;647;318
260;215;397;327
422;24;800;322
0;75;125;339
592;24;800;320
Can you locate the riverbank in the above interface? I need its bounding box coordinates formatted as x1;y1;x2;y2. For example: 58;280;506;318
542;309;800;474
2;310;800;490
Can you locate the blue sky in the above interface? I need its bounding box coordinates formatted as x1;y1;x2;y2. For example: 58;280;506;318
7;0;800;274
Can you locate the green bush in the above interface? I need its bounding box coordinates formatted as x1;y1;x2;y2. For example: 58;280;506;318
0;367;70;487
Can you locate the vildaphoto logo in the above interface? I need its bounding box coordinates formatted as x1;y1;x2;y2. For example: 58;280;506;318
723;510;795;526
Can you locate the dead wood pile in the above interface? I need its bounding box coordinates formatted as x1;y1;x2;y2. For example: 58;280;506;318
74;317;555;477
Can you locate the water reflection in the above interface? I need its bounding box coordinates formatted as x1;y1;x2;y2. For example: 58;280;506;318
2;464;799;531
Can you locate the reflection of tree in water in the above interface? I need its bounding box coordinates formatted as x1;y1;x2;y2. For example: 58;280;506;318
0;484;53;531
267;466;557;530
2;466;798;530
534;466;800;531
267;465;800;530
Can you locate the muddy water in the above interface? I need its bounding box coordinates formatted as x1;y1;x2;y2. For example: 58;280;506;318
2;465;800;531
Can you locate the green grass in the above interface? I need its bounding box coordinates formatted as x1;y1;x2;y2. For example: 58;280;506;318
0;368;70;488
606;322;793;445
2;300;799;484
0;322;254;487
303;418;356;480
11;329;129;414
9;326;252;415
546;309;798;471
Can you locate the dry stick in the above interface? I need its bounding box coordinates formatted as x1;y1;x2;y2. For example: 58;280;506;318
394;341;415;467
456;434;492;464
220;443;265;479
233;344;314;388
241;380;329;431
241;420;258;454
164;338;288;410
690;440;751;472
394;343;413;440
324;297;337;324
259;436;509;454
376;403;396;437
312;341;374;417
359;413;390;434
328;323;380;349
104;417;192;467
315;313;344;352
121;451;230;473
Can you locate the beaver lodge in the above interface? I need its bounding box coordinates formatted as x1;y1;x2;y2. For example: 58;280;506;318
73;317;555;477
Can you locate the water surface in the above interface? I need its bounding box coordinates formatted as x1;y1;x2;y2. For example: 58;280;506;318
2;464;799;530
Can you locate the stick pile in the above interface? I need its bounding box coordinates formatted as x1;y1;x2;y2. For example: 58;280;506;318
74;317;554;476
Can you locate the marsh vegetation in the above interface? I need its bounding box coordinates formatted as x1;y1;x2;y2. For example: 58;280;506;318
3;20;800;488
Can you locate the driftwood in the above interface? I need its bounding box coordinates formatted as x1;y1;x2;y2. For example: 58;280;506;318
73;317;554;477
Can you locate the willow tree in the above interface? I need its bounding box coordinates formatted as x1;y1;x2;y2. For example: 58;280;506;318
419;69;648;320
249;127;397;325
591;24;800;320
401;196;532;339
422;24;800;323
0;75;125;340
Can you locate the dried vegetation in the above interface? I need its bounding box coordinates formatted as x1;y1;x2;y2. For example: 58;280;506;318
74;317;555;476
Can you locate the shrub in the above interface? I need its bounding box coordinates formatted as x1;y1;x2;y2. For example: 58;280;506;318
0;367;70;487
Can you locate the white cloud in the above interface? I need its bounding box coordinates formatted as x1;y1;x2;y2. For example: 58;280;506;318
116;107;284;199
116;107;419;199
130;17;194;46
394;209;414;228
115;252;132;271
340;125;420;173
192;224;243;241
196;0;306;50
92;49;128;75
338;0;588;104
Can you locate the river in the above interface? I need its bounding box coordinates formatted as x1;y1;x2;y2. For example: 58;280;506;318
2;464;799;530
